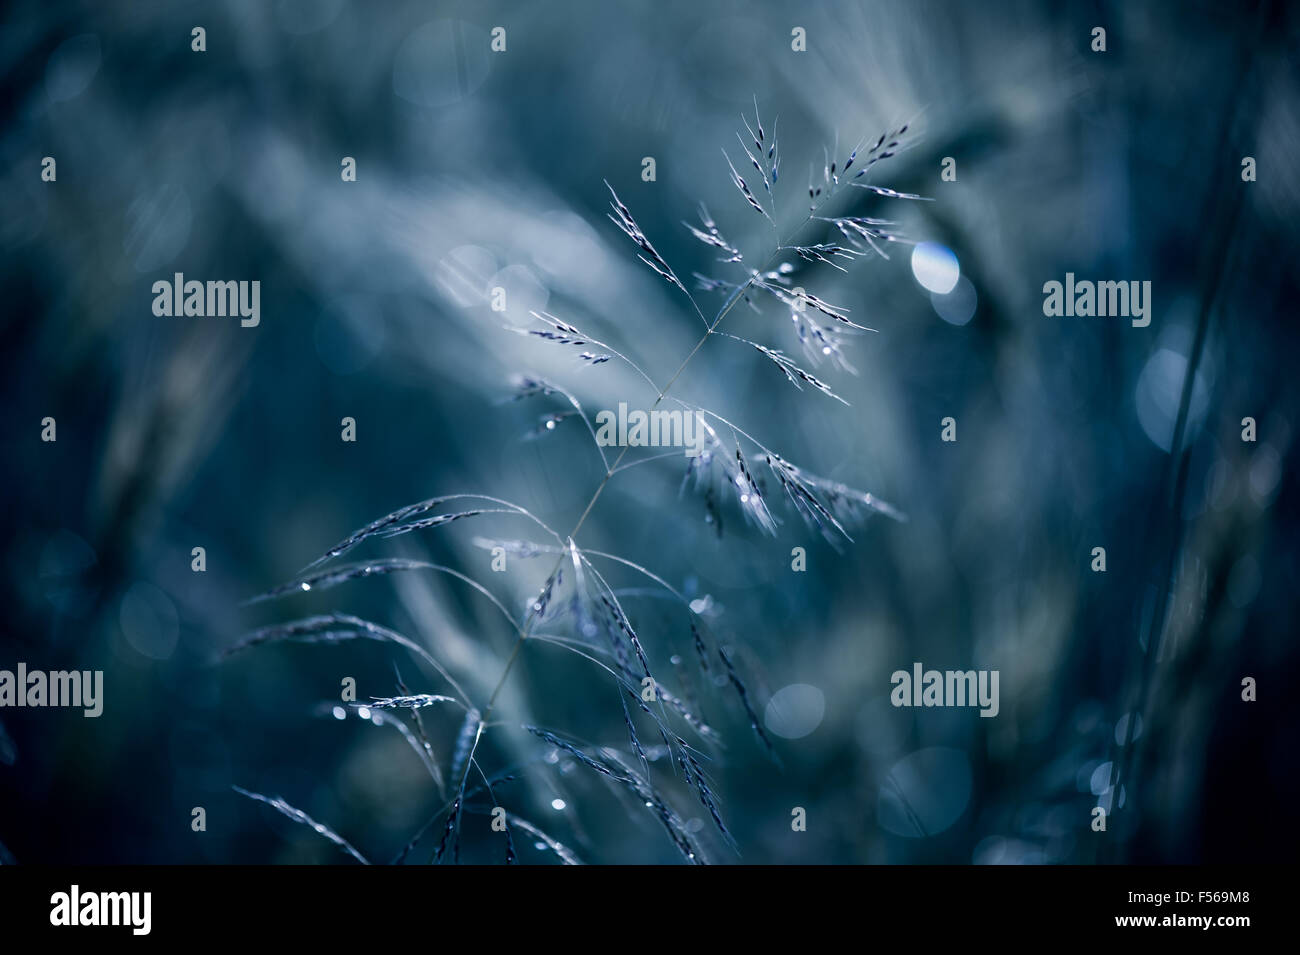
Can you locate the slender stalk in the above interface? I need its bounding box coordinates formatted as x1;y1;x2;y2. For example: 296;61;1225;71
1098;0;1272;863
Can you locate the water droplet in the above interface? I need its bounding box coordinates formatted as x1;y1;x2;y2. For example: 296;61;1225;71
689;596;714;615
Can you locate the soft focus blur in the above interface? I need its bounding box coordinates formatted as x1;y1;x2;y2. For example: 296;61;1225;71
1;0;1297;864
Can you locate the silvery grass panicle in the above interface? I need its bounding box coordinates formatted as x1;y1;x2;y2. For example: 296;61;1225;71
229;99;927;864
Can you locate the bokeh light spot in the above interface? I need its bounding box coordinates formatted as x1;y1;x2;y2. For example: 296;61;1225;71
764;683;826;739
911;242;960;295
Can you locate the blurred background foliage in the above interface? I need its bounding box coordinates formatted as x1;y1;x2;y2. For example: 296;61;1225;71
1;0;1297;864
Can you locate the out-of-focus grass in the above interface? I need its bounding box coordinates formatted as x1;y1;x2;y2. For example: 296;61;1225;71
0;0;1296;864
